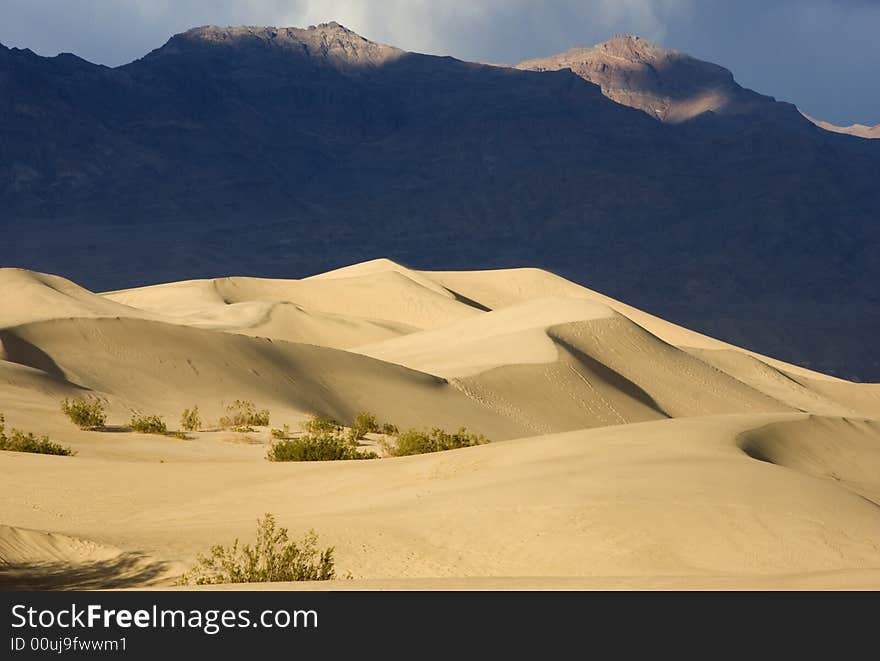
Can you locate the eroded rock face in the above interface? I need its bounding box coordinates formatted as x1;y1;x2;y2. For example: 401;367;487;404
517;35;793;124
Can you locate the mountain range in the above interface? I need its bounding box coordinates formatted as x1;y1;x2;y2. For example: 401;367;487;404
1;22;878;379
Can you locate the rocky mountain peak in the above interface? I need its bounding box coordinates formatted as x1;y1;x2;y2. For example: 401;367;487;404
516;35;791;123
592;34;675;62
155;22;403;68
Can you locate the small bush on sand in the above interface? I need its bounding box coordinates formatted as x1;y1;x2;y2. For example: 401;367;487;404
268;434;378;462
220;400;270;428
380;422;399;436
180;406;201;432
0;414;74;456
60;397;107;430
129;414;168;435
271;424;291;440
385;427;489;457
178;514;335;585
301;416;342;435
351;412;380;440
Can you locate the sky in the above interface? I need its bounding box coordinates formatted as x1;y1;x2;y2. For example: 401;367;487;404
1;0;877;126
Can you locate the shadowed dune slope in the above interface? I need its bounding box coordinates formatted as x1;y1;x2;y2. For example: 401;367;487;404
0;317;528;439
357;296;798;432
0;525;173;590
423;267;844;377
738;416;880;504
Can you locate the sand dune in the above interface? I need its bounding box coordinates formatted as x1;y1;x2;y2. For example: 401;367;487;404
102;269;477;347
3;414;880;590
0;269;159;328
1;259;878;589
0;525;173;590
1;316;528;440
738;416;880;503
424;265;849;382
356;296;616;377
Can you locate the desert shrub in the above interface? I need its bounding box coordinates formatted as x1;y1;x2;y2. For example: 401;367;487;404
351;412;380;440
0;414;74;456
380;422;399;436
178;514;335;585
180;406;201;432
220;400;270;428
129;414;167;435
345;428;361;447
386;427;489;457
301;416;342;435
268;434;378;462
271;424;291;440
60;397;107;429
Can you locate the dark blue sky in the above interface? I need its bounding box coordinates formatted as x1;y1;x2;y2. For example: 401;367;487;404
1;0;877;126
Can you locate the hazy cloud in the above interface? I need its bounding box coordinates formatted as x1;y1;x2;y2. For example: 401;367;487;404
0;0;877;125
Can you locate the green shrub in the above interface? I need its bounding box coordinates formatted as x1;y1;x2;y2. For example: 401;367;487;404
220;400;270;428
0;414;74;456
178;514;335;585
129;414;167;435
268;434;378;462
301;416;342;435
180;406;201;432
380;422;399;436
60;397;107;430
352;412;380;440
386;427;489;457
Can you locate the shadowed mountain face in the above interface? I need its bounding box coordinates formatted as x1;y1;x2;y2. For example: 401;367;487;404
1;24;879;379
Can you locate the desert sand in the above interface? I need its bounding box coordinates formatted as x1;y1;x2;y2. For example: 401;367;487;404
1;259;879;590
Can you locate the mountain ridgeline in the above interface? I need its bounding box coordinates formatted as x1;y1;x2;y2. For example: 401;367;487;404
1;23;878;379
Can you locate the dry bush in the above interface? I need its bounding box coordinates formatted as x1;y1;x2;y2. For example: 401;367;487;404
384;427;488;457
351;412;380;440
60;397;107;429
219;400;270;428
271;424;291;440
180;406;201;432
129;414;167;435
0;413;74;456
268;434;378;462
178;514;335;585
301;416;342;435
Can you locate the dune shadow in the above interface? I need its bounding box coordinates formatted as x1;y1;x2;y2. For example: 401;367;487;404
0;553;172;591
737;435;773;464
551;333;670;418
447;289;492;312
0;330;73;383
